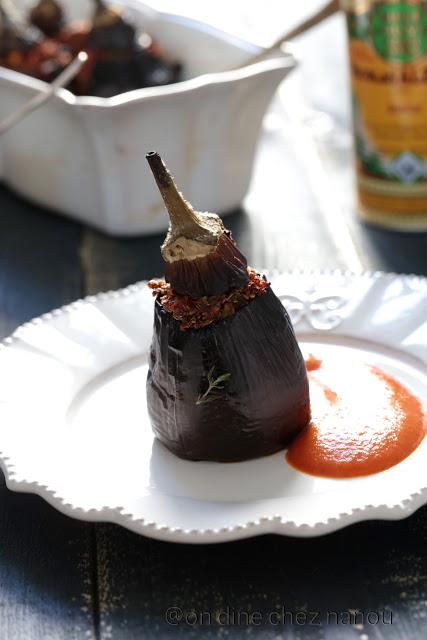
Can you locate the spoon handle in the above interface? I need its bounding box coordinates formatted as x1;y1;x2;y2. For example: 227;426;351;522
240;0;340;68
0;51;88;136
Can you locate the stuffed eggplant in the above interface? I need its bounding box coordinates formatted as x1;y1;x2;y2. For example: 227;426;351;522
146;152;310;462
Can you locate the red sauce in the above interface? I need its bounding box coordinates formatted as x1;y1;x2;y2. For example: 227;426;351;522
286;356;426;478
305;353;323;372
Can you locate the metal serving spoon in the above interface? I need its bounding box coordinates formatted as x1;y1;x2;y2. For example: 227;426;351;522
0;51;88;136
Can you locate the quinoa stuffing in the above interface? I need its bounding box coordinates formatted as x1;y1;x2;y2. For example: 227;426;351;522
148;268;269;330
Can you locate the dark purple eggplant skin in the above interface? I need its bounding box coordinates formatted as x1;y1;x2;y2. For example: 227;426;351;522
165;233;249;299
147;287;310;462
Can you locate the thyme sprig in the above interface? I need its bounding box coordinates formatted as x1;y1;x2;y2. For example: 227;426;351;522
196;367;231;405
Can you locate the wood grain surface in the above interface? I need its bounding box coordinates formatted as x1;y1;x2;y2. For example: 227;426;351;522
0;191;96;640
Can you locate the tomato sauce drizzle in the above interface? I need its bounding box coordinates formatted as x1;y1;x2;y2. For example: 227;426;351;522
286;356;426;478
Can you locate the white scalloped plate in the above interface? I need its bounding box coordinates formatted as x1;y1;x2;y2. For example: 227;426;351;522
1;271;427;543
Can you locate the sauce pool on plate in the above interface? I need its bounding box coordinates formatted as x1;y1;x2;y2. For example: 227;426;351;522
286;355;426;478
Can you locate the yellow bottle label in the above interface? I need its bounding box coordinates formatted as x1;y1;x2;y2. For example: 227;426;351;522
345;0;427;227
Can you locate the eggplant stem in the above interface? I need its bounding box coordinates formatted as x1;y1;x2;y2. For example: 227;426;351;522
146;151;206;238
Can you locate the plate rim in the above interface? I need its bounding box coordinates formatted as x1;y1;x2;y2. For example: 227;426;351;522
1;269;427;543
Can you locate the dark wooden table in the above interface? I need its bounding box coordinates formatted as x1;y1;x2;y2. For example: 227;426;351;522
1;3;427;639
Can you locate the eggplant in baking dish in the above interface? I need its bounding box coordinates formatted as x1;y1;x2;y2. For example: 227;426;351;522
146;152;310;462
0;0;181;96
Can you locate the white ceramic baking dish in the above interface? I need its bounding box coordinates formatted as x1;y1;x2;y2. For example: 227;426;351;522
0;1;296;236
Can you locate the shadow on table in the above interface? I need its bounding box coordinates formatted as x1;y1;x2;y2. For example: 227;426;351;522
0;470;95;633
93;504;427;638
358;221;427;276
